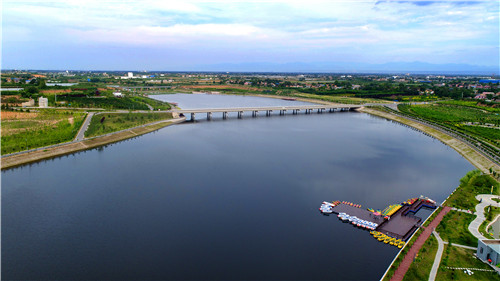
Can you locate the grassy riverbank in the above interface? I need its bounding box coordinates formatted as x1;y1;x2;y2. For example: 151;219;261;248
1;118;182;170
85;112;173;137
445;169;499;210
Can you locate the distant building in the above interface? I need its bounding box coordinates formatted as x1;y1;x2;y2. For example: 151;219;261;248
113;92;123;97
475;92;494;99
477;240;500;267
127;72;133;78
38;97;48;108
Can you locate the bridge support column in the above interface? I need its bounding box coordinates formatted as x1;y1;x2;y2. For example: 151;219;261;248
238;111;243;119
207;112;212;120
266;110;272;116
252;111;258;117
191;113;195;121
223;112;228;119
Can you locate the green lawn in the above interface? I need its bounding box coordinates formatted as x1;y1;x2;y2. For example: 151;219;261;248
402;235;438;281
436;245;500;281
436;211;477;247
85;112;173;137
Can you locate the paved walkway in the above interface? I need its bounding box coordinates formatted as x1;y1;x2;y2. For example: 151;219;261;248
389;206;451;281
74;112;95;141
450;207;475;214
468;194;500;240
442;241;476;250
428;231;444;281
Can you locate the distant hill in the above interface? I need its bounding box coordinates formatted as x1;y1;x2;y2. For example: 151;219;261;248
191;61;498;75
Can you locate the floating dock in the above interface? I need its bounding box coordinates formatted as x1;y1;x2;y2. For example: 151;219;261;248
319;197;437;246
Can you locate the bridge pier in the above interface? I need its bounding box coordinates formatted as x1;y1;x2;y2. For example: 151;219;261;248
329;108;334;113
223;112;228;119
279;110;287;115
207;112;212;120
266;110;272;116
252;111;258;117
191;112;195;121
238;111;243;119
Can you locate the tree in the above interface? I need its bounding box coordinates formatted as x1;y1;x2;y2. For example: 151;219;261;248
37;78;47;89
22;86;39;98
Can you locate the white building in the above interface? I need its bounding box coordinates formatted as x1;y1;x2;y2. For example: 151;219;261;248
127;72;133;78
38;97;48;108
113;92;123;97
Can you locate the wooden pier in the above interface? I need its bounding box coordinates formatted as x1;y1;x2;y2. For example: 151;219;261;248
327;198;437;241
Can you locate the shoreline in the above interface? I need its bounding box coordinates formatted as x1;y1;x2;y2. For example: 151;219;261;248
359;107;499;173
3;93;499;174
1;117;185;170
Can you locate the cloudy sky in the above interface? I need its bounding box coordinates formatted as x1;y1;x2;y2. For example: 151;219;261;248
2;0;499;71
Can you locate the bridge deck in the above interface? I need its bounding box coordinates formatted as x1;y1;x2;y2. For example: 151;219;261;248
171;105;361;114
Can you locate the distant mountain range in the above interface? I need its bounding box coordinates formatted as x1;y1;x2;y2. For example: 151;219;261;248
189;61;498;75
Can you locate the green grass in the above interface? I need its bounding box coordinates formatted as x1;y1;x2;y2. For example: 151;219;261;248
436;245;500;281
408;104;500;124
436;211;477;246
445;170;499;210
2;120;40;129
85;112;173;137
439;100;500;113
1;111;86;154
56;96;151;110
461;125;500;146
402;235;438;281
291;92;383;104
398;103;500;150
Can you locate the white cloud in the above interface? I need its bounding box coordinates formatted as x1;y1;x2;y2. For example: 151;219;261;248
2;0;498;67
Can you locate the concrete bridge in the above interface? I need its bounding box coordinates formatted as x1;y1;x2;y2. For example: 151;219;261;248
171;104;363;121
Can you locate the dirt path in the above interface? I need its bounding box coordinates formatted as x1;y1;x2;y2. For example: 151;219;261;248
389;206;451;281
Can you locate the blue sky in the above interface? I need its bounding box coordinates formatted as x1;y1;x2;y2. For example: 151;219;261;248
2;0;499;71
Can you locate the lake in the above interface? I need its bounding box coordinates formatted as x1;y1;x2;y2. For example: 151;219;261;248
2;94;474;280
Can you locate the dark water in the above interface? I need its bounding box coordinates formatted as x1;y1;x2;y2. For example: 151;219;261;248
2;94;473;280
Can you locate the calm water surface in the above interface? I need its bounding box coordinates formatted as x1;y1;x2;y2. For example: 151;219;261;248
2;94;473;280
